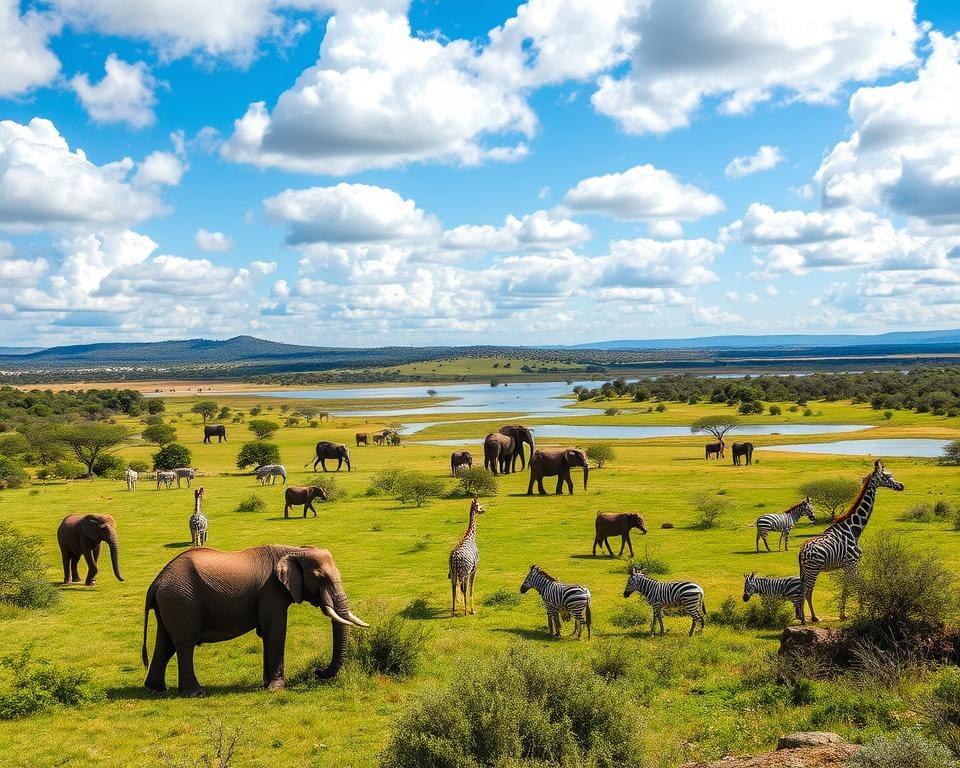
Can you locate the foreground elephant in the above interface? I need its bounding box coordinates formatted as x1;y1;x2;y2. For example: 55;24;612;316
203;425;227;443
142;545;368;695
527;448;589;495
307;441;351;472
57;514;124;586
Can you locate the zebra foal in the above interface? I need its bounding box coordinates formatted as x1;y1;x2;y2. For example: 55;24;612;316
520;565;591;639
189;487;208;547
755;497;815;552
742;572;803;621
623;567;705;637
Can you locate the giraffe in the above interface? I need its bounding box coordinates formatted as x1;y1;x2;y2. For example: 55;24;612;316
448;496;483;617
798;460;903;623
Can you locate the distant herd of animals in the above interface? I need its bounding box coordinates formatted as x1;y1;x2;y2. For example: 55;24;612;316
53;417;905;696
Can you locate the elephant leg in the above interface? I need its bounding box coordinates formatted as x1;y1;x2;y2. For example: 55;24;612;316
309;501;318;517
538;478;547;495
320;459;328;472
145;621;176;693
262;620;287;690
555;476;564;495
603;537;614;556
527;475;534;495
70;555;81;583
61;550;72;583
83;548;99;586
175;642;204;697
468;571;476;615
284;503;290;518
626;534;635;558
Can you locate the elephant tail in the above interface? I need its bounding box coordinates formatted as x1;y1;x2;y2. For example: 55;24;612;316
142;582;157;668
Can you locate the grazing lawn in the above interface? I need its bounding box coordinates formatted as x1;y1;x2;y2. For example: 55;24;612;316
1;393;959;767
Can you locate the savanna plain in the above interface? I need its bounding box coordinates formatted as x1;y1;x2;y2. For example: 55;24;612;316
1;386;959;767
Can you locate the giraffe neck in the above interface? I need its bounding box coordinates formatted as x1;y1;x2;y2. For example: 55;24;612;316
458;508;477;547
194;496;202;515
843;478;878;539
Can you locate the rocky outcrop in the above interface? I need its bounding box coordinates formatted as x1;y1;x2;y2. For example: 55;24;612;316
682;733;857;768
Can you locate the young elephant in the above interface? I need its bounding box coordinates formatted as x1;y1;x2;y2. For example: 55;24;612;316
450;451;473;476
142;545;368;695
593;512;647;557
57;514;124;586
527;448;589;495
284;485;328;518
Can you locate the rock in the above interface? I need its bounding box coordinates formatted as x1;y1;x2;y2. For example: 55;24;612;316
777;732;843;750
682;743;857;768
778;626;839;656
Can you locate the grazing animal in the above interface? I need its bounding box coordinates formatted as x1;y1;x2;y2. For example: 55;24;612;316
732;442;754;466
593;512;647;557
448;496;483;616
526;448;589;495
450;451;473;476
125;468;138;491
755;497;815;552
255;464;287;485
284;485;328;518
156;470;176;489
203;425;227;443
57;514;124;586
743;572;803;622
798;461;903;623
306;441;351;472
189;488;208;547
623;567;705;637
389;432;401;446
705;441;724;459
355;433;368;447
372;432;387;446
174;467;195;488
520;565;591;639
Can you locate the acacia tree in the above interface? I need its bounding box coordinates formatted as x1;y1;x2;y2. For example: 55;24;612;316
690;416;739;443
141;423;177;446
56;423;131;478
799;477;861;520
190;401;219;423
247;419;280;440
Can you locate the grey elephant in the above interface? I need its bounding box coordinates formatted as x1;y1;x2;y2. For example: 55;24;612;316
57;514;124;586
142;545;368;696
306;441;351;472
527;448;589;495
498;425;535;471
284;485;328;518
450;451;473;475
482;425;535;474
203;425;227;443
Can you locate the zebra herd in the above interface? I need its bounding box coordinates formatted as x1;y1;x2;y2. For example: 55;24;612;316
447;460;903;637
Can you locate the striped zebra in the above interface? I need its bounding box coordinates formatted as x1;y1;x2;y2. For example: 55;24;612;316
189;487;207;547
798;460;903;623
755;497;815;552
255;464;287;485
742;572;803;621
623;567;705;637
156;470;176;490
448;496;483;617
520;565;592;639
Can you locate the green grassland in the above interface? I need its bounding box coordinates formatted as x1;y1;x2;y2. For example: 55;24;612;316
1;392;959;767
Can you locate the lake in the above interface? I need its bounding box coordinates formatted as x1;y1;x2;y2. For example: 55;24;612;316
766;439;950;458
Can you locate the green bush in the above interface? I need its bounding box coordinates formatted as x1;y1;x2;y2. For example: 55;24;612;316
390;471;447;507
710;595;794;631
454;467;498;497
690;491;731;529
379;645;644;768
848;731;956;768
0;522;59;609
153;443;192;471
128;459;150;473
235;441;280;470
247;419;280;440
926;669;960;758
0;456;29;490
940;440;960;465
587;443;617;468
629;552;670;575
799;476;861;520
50;459;87;480
233;495;266;514
368;466;406;496
141;423;177;446
609;601;649;629
768;404;782;416
901;502;954;523
348;615;429;678
310;475;344;502
91;453;125;478
809;688;899;729
591;642;634;682
0;649;102;719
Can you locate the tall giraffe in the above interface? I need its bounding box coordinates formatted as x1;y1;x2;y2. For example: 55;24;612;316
798;460;903;623
448;496;483;617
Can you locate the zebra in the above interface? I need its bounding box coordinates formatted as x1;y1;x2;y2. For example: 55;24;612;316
448;496;483;617
173;467;195;488
755;497;815;552
623;567;705;637
125;468;138;491
255;464;287;485
798;460;903;623
520;565;591;639
189;487;207;547
156;470;176;490
742;572;803;621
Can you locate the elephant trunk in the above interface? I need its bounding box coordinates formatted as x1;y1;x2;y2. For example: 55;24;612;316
315;589;351;679
582;464;589;491
107;532;124;582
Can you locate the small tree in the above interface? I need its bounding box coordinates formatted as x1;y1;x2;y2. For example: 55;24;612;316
190;401;218;423
236;441;281;470
455;468;498;497
940;439;960;465
586;444;616;468
55;423;131;478
247;420;280;440
153;443;192;471
768;405;782;416
141;423;177;447
0;521;60;608
690;416;738;443
799;477;861;520
146;400;166;415
690;491;731;529
393;471;447;507
0;457;29;490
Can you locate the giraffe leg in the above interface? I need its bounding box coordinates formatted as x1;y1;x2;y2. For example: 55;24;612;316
839;566;856;621
460;581;468;617
451;578;457;617
468;571;476;615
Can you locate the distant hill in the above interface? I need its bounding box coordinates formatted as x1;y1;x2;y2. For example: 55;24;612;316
0;346;42;355
569;329;960;350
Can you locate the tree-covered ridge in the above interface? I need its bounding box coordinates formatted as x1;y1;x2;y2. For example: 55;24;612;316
0;387;146;426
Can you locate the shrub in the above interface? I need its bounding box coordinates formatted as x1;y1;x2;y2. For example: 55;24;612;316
127;459;150;473
153;443;192;471
0;456;29;490
393;471;447;507
283;417;299;428
141;423;177;446
586;443;617;468
630;551;670;575
710;595;794;631
799;476;861;520
0;649;101;719
247;419;280;440
233;495;266;514
379;645;644;768
310;475;344;502
901;502;953;523
91;453;125;478
0;522;59;609
884;410;894;420
454;467;498;497
368;466;406;496
235;441;281;470
603;408;621;416
690;491;731;529
51;460;87;480
591;642;634;681
809;688;899;729
348;614;429;677
849;731;956;768
482;589;521;608
803;407;814;417
655;402;667;412
768;404;782;416
926;669;960;758
146;400;165;415
609;601;649;629
940;440;960;465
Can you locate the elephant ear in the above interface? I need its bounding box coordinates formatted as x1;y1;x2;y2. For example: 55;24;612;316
80;516;102;542
275;555;304;603
564;449;582;464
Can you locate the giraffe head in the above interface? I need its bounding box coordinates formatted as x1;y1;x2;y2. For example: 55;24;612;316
873;461;904;492
470;495;485;515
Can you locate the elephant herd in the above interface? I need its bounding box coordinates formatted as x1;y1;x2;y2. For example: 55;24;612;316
477;425;590;496
704;440;755;465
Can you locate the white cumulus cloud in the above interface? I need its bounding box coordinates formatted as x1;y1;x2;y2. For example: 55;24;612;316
0;1;61;98
71;54;160;129
725;146;783;179
195;229;234;252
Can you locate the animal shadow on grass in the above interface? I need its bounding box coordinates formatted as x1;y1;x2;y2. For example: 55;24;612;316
107;682;256;700
492;626;568;642
569;553;622;560
399;598;447;621
264;515;316;521
163;541;194;549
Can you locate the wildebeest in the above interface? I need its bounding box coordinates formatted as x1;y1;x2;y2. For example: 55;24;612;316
284;485;328;518
203;425;227;443
705;441;724;459
451;451;473;476
593;512;647;557
732;442;754;465
255;464;287;485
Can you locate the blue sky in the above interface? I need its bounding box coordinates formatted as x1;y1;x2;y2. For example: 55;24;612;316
1;0;959;347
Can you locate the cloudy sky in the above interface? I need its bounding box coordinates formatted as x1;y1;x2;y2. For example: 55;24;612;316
1;0;959;347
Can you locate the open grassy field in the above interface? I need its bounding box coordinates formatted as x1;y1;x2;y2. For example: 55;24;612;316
1;391;959;767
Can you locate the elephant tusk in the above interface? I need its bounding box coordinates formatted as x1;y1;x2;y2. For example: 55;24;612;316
324;605;353;626
346;611;370;628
